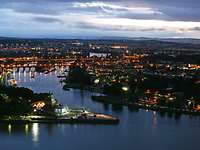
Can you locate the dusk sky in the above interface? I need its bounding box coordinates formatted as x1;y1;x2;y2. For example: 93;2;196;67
1;0;200;38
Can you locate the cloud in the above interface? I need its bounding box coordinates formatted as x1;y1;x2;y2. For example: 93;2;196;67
32;16;63;24
0;0;200;38
189;27;200;31
74;21;167;32
73;2;162;15
1;0;199;21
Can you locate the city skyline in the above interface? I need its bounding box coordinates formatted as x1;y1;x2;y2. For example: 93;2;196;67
1;0;200;38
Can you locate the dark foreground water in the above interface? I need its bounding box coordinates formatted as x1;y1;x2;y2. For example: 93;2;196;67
1;70;200;150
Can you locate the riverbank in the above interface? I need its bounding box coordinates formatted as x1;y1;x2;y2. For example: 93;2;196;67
91;95;200;116
0;113;119;125
0;82;119;125
63;83;102;93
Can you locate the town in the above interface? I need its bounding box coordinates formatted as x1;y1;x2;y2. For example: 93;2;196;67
0;37;200;116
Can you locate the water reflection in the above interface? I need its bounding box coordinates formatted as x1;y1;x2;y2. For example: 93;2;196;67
0;123;40;144
18;71;21;83
32;123;39;143
25;124;29;135
8;124;12;134
102;104;109;111
152;111;157;128
127;106;139;112
0;124;28;134
111;105;123;112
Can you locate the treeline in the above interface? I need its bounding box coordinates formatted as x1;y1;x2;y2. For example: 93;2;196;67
67;65;93;87
0;86;51;115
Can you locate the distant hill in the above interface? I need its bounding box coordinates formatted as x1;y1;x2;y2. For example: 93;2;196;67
157;38;200;44
101;37;200;44
1;36;200;50
1;36;200;44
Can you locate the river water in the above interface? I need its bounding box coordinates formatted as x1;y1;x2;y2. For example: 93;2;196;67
1;70;200;150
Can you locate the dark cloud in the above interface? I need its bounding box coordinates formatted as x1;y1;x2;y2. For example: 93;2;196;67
140;28;165;32
0;0;200;38
189;27;200;31
74;22;166;32
32;16;63;24
0;0;200;21
136;0;200;21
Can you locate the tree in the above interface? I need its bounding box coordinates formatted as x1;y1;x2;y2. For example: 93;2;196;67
103;82;124;96
68;66;92;86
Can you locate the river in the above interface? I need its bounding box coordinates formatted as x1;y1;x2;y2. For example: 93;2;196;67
1;70;200;150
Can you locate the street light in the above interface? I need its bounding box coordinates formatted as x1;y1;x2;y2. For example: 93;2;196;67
94;79;100;84
122;86;128;92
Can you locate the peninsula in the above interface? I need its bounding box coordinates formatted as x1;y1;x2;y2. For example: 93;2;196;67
0;73;119;124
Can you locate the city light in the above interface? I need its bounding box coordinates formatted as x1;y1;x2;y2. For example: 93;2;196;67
122;87;128;91
94;79;100;84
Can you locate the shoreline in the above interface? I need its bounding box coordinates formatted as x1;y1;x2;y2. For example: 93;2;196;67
62;84;200;116
0;83;120;125
91;95;200;116
63;83;103;93
0;113;119;125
